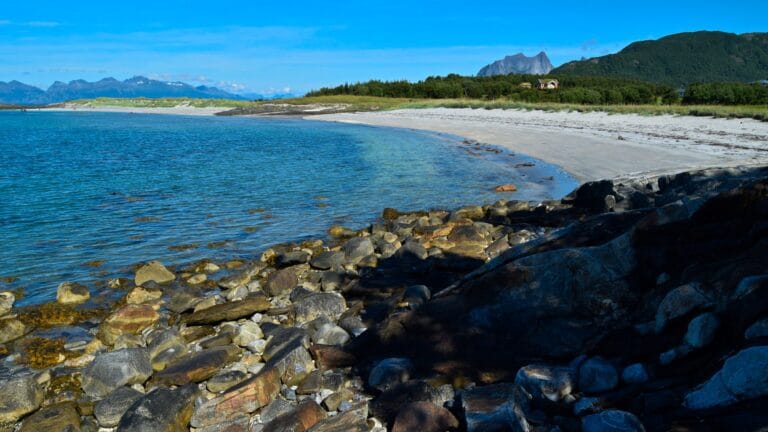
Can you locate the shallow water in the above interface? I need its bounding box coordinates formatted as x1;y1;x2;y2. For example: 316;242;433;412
0;111;577;304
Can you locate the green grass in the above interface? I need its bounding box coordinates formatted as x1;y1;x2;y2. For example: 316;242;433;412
66;96;768;121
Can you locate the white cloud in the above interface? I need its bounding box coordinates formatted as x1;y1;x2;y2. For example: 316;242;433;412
26;21;60;27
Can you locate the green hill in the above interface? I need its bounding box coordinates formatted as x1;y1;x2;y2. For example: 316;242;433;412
552;31;768;86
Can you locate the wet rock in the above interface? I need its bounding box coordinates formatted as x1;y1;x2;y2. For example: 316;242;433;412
582;410;645;432
392;401;459;432
621;363;649;384
310;252;345;271
308;402;368;432
81;348;152;398
0;292;14;316
100;304;159;345
94;386;143;428
579;357;619;394
0;374;44;424
265;267;299;296
684;345;768;409
184;295;270;325
0;318;28;344
294;293;346;322
153;345;240;386
56;282;90;305
191;367;280;428
368;358;414;391
147;328;188;371
19;401;80;432
134;260;175;286
655;283;709;332
494;184;518;193
117;384;197;432
515;364;575;402
207;369;248;393
187;273;207;285
125;286;163;304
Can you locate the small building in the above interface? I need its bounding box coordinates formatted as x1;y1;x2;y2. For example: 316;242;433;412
536;79;559;90
519;82;532;89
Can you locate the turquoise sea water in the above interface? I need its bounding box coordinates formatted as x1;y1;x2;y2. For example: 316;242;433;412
0;111;577;304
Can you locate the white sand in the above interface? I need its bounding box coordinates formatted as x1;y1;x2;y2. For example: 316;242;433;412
38;104;229;116
313;108;768;182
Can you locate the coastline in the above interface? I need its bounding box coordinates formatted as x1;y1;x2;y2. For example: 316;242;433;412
312;107;768;182
35;104;230;117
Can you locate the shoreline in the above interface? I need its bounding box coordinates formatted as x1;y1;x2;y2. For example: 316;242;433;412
312;108;768;182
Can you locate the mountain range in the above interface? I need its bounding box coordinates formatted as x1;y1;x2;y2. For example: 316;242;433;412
477;52;554;77
0;76;257;105
552;31;768;85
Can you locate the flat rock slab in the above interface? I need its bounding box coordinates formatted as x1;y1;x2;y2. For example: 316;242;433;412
117;385;197;432
153;345;240;386
191;367;281;428
262;400;326;432
184;296;270;325
19;401;80;432
307;402;368;432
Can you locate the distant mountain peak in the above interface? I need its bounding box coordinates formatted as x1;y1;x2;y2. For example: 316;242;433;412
477;52;554;77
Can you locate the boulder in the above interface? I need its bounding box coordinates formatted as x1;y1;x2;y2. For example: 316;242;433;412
515;364;575;402
294;293;346;323
0;318;28;344
125;286;163;304
621;363;649;384
683;312;719;349
368;358;414;391
153;345;240;386
183;296;270;325
579;357;619;394
276;251;311;268
191;367;280;428
572;180;617;211
100;304;159;345
117;384;197;432
685;346;768;409
745;318;768;339
56;282;90;304
460;383;528;432
19;401;80;432
134;261;175;286
262;400;326;432
392;401;459;432
342;237;375;264
265;338;315;385
0;291;14;316
94;386;144;428
0;374;44;424
311;323;350;346
264;267;299;296
233;321;263;347
308;402;368;432
581;410;645;432
310;251;345;271
395;240;428;260
147;328;188;371
655;283;709;332
81;348;152;398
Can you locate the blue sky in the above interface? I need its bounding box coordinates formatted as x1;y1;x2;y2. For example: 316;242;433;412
1;1;766;95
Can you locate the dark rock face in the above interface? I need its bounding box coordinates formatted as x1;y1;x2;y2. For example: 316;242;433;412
117;385;197;432
477;52;554;76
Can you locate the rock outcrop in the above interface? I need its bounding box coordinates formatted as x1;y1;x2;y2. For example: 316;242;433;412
477;52;554;76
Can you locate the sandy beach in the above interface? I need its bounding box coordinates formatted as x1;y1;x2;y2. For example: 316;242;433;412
314;108;768;182
39;104;230;117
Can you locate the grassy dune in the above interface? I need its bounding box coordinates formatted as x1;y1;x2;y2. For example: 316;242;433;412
66;96;768;121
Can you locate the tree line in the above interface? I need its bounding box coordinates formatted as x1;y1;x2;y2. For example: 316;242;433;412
307;74;768;105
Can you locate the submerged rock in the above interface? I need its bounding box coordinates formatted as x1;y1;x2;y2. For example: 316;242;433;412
0;317;28;344
100;303;159;345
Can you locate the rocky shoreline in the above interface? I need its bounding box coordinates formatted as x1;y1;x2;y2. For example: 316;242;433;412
1;165;767;431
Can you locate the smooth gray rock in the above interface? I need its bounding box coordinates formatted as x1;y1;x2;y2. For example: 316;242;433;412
683;312;720;348
82;348;152;398
294;292;346;322
579;357;619;394
515;364;575;402
395;240;428;260
310;251;345;271
264;267;299;296
312;323;350;346
0;374;44;424
0;291;15;316
0;318;28;344
621;363;649;384
685;345;768;409
342;237;375;264
368;358;414;391
582;410;646;432
117;385;197;432
94;386;144;427
276;251;310;268
655;283;709;332
134;260;175;286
